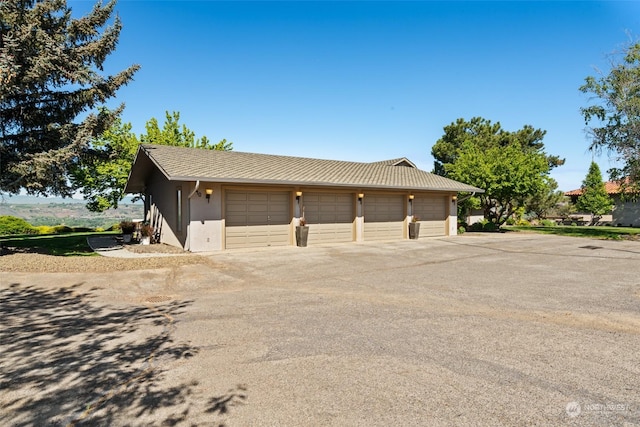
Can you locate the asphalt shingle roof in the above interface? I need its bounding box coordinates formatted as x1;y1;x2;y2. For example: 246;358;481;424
126;144;484;193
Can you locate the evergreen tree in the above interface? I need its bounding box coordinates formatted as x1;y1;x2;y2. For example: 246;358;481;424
575;162;613;224
0;0;139;197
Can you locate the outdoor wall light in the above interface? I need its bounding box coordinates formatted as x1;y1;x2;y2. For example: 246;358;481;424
358;193;364;199
452;195;457;202
205;188;213;203
296;191;303;198
409;194;415;200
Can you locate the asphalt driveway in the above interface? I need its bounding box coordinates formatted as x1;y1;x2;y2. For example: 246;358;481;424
2;233;640;426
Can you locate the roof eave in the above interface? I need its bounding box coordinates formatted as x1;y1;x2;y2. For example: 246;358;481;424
164;175;483;193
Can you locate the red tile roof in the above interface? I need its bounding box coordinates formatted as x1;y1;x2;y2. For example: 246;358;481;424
565;180;631;196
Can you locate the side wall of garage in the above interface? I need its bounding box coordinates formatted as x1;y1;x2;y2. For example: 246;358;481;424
147;172;188;250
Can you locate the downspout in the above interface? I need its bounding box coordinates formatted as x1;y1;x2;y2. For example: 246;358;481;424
188;180;201;199
456;191;476;203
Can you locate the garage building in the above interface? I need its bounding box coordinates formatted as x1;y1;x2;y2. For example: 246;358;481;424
124;145;483;252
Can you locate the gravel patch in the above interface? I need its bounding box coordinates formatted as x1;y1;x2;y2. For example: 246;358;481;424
0;252;207;273
125;243;188;254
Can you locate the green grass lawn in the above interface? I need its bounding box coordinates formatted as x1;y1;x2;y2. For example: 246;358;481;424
0;232;117;256
505;225;640;240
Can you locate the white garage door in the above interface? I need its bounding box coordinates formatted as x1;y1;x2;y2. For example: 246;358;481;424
303;192;354;244
364;194;405;241
413;195;447;237
225;191;290;249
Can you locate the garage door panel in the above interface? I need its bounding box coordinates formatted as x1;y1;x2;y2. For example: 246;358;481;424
364;221;404;240
247;193;268;202
364;194;404;240
248;204;268;213
225;191;290;248
304;192;354;243
413;195;447;237
307;223;353;244
420;222;445;237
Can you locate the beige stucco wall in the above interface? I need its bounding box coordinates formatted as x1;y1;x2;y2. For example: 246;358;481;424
148;181;460;251
188;183;224;252
449;196;458;236
613;199;640;227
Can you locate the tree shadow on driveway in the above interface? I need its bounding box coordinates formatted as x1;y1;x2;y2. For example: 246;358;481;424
0;283;206;426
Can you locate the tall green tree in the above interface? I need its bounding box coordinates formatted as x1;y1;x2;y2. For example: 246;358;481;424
580;41;640;189
432;117;564;225
445;140;551;226
72;111;233;212
575;161;613;224
0;0;139;196
432;117;563;177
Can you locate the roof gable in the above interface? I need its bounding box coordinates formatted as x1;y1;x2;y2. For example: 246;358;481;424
369;158;417;168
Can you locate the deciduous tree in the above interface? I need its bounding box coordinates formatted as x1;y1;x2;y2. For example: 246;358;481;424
445;140;551;226
432;117;563;226
0;0;139;196
432;117;563;177
580;42;640;189
72;111;232;211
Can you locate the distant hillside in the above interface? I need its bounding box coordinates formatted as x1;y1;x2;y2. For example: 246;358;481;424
1;194;140;205
0;199;143;229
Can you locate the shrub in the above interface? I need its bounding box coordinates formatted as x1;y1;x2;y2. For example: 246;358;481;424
469;222;485;232
53;225;73;234
516;219;531;226
483;222;498;232
140;223;154;237
35;225;57;235
0;216;37;235
540;219;556;227
71;226;94;233
571;222;577;227
95;227;105;232
457;226;466;234
120;221;135;234
505;217;516;226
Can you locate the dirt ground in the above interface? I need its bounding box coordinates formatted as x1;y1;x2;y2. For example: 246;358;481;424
1;233;639;426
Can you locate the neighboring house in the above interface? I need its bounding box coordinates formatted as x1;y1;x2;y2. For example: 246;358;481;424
124;144;484;252
564;181;639;226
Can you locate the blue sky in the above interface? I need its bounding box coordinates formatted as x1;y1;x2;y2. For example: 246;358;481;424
71;0;640;192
